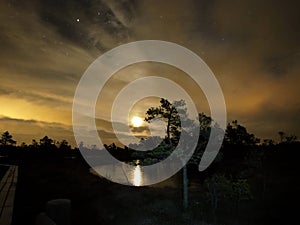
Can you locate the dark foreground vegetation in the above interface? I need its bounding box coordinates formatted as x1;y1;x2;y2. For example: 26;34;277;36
0;130;299;225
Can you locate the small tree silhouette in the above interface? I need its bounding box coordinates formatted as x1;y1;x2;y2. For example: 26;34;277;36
0;131;16;146
278;131;285;143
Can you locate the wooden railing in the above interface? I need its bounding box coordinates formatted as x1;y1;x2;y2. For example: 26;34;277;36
0;165;18;225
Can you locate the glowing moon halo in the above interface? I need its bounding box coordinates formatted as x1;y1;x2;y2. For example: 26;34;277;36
131;116;143;127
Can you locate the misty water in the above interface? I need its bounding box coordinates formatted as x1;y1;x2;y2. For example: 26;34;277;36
89;160;181;187
90;163;144;186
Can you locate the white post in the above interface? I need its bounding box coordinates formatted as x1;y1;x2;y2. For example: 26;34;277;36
183;165;188;209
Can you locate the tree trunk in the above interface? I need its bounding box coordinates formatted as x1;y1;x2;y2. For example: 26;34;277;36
183;165;188;209
166;116;171;142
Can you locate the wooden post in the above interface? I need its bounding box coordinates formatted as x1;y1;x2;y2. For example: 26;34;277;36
35;213;56;225
46;199;71;225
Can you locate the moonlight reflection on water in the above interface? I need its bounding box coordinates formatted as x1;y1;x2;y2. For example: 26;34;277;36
133;165;142;186
90;163;144;186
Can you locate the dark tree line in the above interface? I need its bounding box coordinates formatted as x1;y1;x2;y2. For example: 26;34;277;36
0;132;72;151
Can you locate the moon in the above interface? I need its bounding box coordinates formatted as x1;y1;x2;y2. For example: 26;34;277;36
131;116;143;127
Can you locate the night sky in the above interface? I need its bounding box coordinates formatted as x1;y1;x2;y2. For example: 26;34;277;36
0;0;299;146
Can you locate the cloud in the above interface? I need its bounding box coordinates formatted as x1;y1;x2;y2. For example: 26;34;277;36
0;85;71;107
0;115;75;145
0;0;299;144
37;0;134;50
